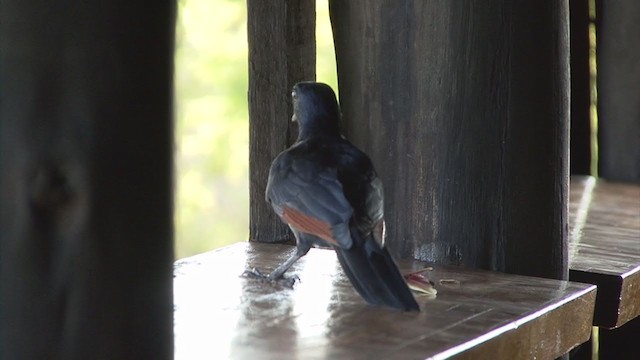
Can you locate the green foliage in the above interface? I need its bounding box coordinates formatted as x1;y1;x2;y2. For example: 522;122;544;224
316;1;339;92
174;0;337;259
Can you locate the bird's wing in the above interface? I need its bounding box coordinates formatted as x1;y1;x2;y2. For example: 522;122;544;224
335;143;385;246
266;153;353;249
364;176;385;247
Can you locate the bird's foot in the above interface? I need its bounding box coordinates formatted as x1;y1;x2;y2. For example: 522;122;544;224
272;275;299;289
241;268;299;288
241;267;267;280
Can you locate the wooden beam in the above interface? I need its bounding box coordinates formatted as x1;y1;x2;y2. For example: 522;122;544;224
0;1;175;358
569;176;640;359
569;176;640;328
597;0;640;183
174;242;596;359
569;0;593;175
248;0;316;244
330;1;570;280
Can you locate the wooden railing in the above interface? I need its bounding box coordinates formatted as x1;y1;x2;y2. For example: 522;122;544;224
173;176;640;359
569;177;640;358
174;242;596;359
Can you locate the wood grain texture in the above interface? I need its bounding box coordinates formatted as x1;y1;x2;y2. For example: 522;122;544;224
597;0;640;183
248;0;316;244
569;176;640;328
174;242;595;360
0;1;175;359
329;1;570;280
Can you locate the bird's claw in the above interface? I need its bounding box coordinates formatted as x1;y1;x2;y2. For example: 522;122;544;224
274;275;299;289
241;268;299;288
241;268;266;279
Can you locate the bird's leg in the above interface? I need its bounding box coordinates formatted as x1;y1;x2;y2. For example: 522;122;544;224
266;247;309;281
242;246;310;287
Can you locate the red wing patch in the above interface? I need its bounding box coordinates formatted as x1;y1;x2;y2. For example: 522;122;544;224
282;206;339;246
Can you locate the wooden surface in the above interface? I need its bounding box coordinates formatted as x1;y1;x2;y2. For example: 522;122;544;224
174;242;595;360
0;1;175;358
329;1;570;280
569;176;640;328
248;0;316;244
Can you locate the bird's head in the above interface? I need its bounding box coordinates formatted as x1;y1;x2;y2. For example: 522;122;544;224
291;82;341;139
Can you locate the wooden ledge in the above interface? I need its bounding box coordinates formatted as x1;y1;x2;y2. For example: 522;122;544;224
174;242;595;359
569;176;640;328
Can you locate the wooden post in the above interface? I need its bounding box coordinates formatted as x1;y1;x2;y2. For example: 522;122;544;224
597;0;640;183
330;1;570;280
595;1;640;356
569;0;593;175
248;0;316;243
0;1;175;359
569;7;595;358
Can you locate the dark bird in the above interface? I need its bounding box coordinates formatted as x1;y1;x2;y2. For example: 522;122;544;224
247;81;419;311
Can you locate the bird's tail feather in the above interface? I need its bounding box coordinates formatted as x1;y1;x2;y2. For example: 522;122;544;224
335;227;419;311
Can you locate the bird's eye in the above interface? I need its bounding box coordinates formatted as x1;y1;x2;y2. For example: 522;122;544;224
291;91;297;99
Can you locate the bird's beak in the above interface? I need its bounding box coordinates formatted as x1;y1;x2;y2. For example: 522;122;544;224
291;114;297;122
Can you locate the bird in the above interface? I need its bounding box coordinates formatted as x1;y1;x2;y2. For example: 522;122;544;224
245;81;419;312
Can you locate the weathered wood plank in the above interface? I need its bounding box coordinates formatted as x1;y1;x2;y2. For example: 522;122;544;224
0;1;175;358
174;242;596;360
248;0;316;244
569;176;640;328
597;0;640;183
329;1;570;280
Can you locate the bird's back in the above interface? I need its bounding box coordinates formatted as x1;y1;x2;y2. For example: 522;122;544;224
267;135;383;244
263;81;419;311
265;136;356;249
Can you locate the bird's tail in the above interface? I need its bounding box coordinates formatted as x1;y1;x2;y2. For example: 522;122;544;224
335;226;419;311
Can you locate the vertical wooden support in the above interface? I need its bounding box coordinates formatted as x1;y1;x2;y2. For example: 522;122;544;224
597;0;640;183
330;1;570;280
596;1;640;356
0;1;175;359
569;0;593;175
248;0;316;243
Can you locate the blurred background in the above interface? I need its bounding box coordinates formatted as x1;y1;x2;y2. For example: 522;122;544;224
174;0;338;259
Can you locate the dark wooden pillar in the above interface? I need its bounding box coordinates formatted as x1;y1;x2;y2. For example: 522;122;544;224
597;0;640;183
569;0;593;175
248;0;316;243
595;2;640;357
330;1;569;280
0;1;175;359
